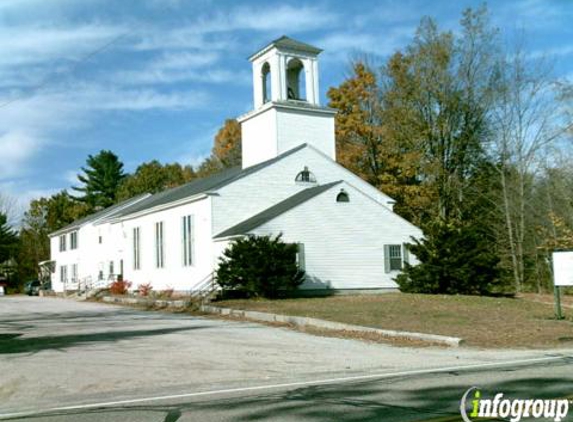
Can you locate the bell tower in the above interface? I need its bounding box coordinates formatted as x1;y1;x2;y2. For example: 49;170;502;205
238;36;336;169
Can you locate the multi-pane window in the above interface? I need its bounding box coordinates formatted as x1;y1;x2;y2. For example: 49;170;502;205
133;227;141;270
155;221;165;268
59;235;67;252
71;263;78;282
60;265;67;283
70;231;78;250
182;215;194;267
384;244;405;272
295;166;316;183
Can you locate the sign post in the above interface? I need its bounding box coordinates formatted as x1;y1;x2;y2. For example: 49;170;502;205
551;250;573;320
554;285;563;320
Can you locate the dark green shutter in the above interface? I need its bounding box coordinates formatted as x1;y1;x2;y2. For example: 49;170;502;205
297;243;306;270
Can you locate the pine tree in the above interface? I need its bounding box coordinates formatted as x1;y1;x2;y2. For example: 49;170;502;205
73;150;126;209
0;212;17;264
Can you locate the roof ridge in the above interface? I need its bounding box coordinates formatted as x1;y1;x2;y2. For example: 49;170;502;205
49;193;151;236
113;144;310;220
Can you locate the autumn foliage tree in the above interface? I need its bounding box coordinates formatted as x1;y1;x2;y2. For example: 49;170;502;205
213;119;242;167
195;119;242;178
327;64;430;223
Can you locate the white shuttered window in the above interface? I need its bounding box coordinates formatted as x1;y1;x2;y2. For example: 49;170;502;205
133;227;141;270
182;215;194;266
155;222;165;268
384;244;403;273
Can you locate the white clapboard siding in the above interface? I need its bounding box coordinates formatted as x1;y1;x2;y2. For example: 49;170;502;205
275;107;335;159
119;196;214;292
212;145;396;235
248;181;422;289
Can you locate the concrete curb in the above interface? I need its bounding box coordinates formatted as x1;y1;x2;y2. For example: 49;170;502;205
102;296;191;308
200;305;464;347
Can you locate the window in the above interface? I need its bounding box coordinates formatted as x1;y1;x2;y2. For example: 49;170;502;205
155;221;165;268
295;166;316;183
133;227;141;270
182;215;194;267
287;58;306;100
59;235;67;252
71;263;78;282
70;231;78;250
98;236;102;244
384;244;408;273
262;62;271;103
109;261;114;277
336;189;350;202
60;265;67;283
98;262;104;281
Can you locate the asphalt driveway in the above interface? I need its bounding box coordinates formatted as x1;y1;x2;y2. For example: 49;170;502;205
0;296;571;420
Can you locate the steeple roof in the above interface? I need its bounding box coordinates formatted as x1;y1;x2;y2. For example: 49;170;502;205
249;35;322;61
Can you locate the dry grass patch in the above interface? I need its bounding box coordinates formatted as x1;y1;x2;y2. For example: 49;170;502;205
216;293;573;348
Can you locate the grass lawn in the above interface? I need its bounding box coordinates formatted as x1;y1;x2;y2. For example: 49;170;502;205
215;293;573;348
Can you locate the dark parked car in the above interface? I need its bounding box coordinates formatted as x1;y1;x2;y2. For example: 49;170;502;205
24;280;41;296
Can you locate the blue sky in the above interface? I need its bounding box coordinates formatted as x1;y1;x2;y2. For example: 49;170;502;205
0;0;571;212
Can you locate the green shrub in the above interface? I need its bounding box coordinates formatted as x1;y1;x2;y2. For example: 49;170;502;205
396;221;504;295
216;234;305;298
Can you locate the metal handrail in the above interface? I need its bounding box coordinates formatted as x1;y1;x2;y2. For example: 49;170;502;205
190;271;217;301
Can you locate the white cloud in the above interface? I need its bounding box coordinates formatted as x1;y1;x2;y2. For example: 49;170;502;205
60;85;211;111
494;0;572;31
111;50;241;86
0;131;43;180
0;23;126;67
318;26;414;61
0;1;339;200
225;4;338;32
114;66;250;86
529;45;573;60
0;82;210;184
0;182;61;226
64;170;78;185
158;51;220;70
133;5;338;51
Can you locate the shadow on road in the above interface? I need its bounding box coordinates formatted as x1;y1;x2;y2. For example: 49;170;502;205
0;326;204;355
5;362;572;421
0;308;189;326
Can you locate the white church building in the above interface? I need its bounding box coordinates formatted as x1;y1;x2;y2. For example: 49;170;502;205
49;36;423;294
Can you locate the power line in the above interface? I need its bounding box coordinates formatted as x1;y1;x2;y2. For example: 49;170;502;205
0;29;134;110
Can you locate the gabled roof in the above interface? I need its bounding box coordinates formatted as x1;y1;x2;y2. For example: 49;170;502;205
49;193;150;237
249;36;322;61
214;181;342;239
111;144;309;220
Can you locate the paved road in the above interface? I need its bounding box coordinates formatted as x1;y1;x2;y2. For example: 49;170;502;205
1;296;572;421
